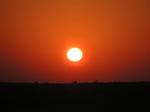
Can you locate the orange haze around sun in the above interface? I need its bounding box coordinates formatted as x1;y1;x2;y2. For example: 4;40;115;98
0;0;150;82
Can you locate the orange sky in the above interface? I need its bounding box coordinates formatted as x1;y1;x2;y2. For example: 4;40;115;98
1;0;150;82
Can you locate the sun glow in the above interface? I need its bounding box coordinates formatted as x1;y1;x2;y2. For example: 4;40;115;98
67;48;83;62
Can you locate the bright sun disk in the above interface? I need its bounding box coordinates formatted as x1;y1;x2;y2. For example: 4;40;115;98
67;48;83;62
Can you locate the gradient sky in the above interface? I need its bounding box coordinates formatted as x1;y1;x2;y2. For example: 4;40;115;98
1;0;150;82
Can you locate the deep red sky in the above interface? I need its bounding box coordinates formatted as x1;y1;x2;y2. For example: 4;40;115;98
1;0;150;82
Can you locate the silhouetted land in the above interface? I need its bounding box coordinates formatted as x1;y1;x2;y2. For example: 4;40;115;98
0;82;150;111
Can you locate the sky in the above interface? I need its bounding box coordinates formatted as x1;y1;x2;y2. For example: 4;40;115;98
0;0;150;82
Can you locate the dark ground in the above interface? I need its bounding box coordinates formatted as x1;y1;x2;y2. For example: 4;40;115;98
0;82;150;111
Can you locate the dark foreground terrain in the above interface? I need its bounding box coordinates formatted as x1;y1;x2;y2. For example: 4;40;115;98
0;82;150;111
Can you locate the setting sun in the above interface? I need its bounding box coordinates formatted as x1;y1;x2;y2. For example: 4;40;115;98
67;48;83;62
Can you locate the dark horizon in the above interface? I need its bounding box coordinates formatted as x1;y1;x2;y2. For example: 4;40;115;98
1;80;150;83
